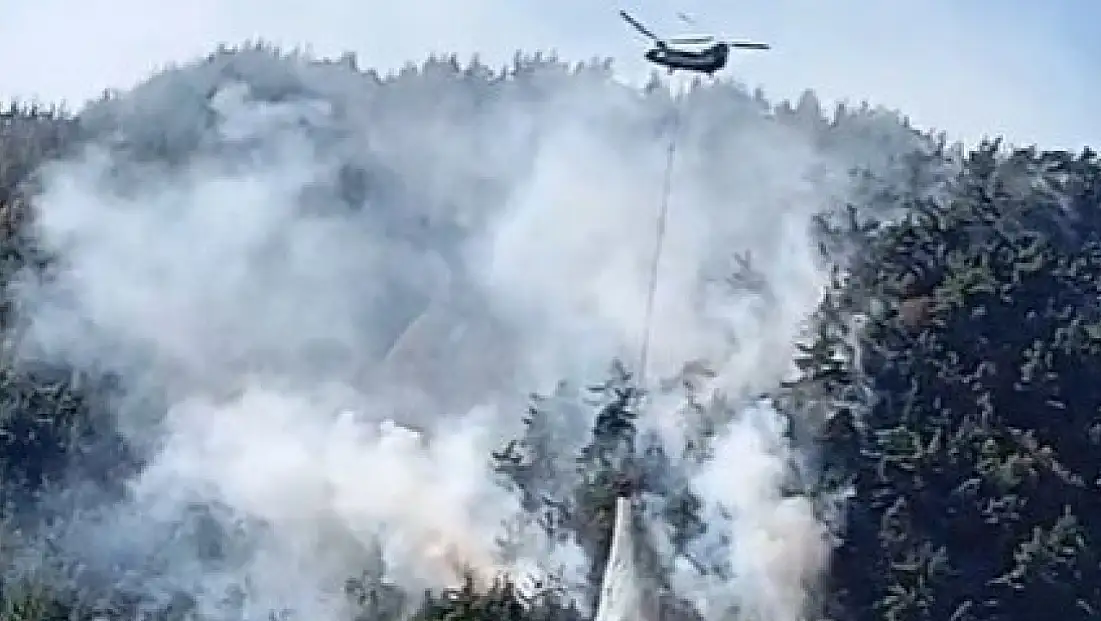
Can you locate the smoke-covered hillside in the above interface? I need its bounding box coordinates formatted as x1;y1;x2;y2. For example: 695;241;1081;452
0;45;1098;621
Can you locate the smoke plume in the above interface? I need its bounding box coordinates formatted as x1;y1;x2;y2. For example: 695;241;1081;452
8;48;919;620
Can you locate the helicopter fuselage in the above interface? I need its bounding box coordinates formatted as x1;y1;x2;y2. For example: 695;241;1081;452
644;43;729;75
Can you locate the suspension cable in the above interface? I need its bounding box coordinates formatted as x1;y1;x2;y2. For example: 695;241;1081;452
637;95;682;387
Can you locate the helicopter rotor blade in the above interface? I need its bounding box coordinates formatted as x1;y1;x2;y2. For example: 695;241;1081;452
667;36;714;44
619;10;662;42
723;41;771;50
676;12;698;27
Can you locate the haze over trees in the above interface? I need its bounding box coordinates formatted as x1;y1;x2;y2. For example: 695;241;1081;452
0;44;1098;621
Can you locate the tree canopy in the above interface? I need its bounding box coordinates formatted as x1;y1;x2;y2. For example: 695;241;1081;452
1;46;1099;621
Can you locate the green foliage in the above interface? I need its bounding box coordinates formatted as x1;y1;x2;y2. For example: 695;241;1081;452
814;142;1101;621
415;573;582;621
492;361;646;610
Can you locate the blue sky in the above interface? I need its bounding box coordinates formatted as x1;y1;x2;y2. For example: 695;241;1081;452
1;0;1098;149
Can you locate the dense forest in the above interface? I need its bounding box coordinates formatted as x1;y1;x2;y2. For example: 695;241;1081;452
0;44;1099;621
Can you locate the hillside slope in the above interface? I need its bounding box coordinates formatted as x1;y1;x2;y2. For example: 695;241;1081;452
0;45;1098;621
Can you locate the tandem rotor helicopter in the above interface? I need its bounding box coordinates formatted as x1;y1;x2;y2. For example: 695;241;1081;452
619;9;770;76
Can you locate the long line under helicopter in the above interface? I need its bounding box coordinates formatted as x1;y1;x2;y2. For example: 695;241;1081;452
631;9;770;386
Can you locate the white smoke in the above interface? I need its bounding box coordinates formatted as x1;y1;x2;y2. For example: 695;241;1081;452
9;48;916;620
674;400;834;621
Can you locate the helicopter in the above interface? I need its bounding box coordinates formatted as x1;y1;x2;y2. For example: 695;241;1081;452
619;10;770;76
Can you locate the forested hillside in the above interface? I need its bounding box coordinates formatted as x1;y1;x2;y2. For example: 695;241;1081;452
0;44;1098;621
